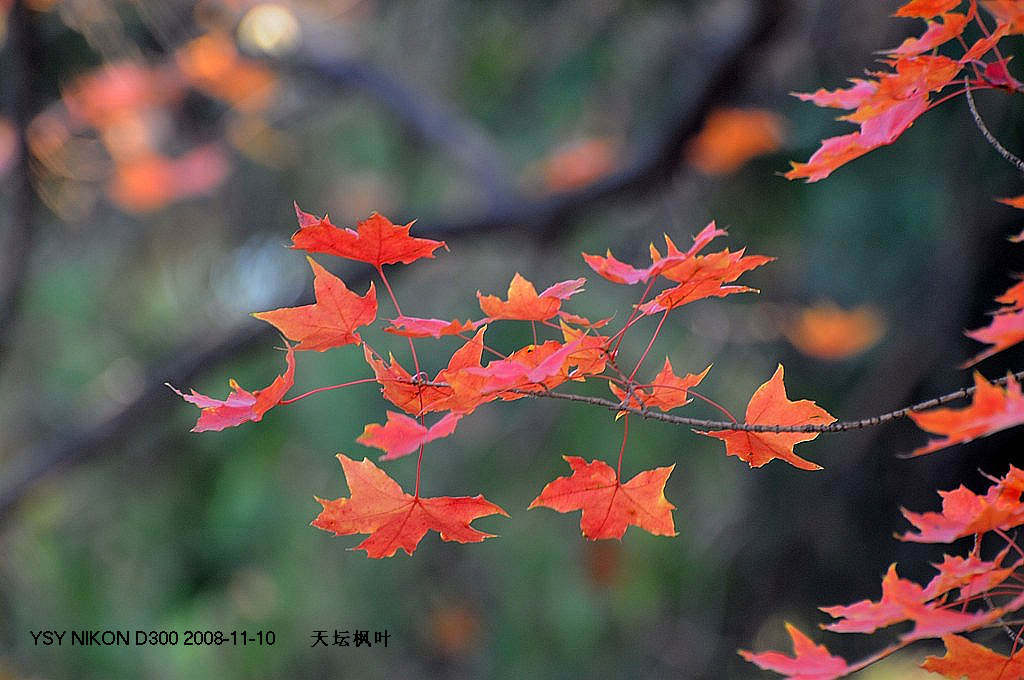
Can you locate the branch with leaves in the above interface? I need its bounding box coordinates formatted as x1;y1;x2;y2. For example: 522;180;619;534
165;0;1024;676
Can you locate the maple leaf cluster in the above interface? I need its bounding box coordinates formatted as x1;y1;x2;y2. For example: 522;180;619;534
162;1;1024;674
787;0;1023;183
170;201;857;558
739;1;1024;676
743;466;1024;679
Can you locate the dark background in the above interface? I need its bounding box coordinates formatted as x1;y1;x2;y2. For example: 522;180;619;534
1;0;1023;677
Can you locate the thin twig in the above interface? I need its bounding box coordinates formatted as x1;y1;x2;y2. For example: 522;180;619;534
411;368;1024;434
965;76;1024;175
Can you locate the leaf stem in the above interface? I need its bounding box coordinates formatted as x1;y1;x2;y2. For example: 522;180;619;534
617;415;629;478
628;308;669;381
279;378;379;405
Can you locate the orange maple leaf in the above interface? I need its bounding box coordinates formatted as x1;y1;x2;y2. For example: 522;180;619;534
997;194;1024;210
697;365;836;470
582;222;728;285
738;623;850;680
982;0;1024;33
169;345;294;432
312;454;507;558
908;373;1024;455
894;0;962;18
922;634;1024;680
252;257;377;351
528;456;676;540
357;411;461;460
291;203;446;268
477;273;584;321
363;327;488;415
783;301;884;360
610;359;711;412
686;107;784;176
885;12;969;56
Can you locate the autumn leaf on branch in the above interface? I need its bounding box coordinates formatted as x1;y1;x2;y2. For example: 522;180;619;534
384;315;482;339
738;623;850;680
168;345;295;432
907;373;1024;455
697;365;836;470
313;454;507;558
252;257;377;351
898;465;1024;543
582;222;728;286
784;0;1024;183
963;308;1024;366
528;456;676;540
476;272;584;321
357;411;461;461
609;359;711;412
921;634;1024;680
819;563;999;640
290;203;447;268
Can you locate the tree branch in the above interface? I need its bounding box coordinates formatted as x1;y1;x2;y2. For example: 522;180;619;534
965;77;1024;175
0;0;782;523
0;1;41;365
402;367;1024;434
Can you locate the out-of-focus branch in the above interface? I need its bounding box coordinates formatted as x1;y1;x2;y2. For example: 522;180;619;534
293;1;781;239
0;0;781;524
0;1;41;365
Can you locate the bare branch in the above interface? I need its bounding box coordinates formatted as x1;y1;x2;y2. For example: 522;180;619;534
965;77;1024;175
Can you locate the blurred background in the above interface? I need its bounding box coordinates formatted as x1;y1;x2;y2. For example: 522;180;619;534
1;0;1023;677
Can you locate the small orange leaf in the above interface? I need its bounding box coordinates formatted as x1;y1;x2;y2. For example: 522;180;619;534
698;365;836;470
686;107;784;175
477;273;584;322
908;373;1024;456
784;301;884;360
540;137;618;191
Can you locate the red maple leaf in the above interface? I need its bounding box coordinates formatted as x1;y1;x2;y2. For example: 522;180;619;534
899;465;1024;543
582;222;728;285
820;563;994;640
528;456;676;540
963;309;1024;366
169;345;295;432
697;365;836;470
885;12;968;56
252;257;376;351
907;373;1024;455
739;623;850;680
312;454;507;558
357;411;461;460
476;273;584;321
291;203;446;268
